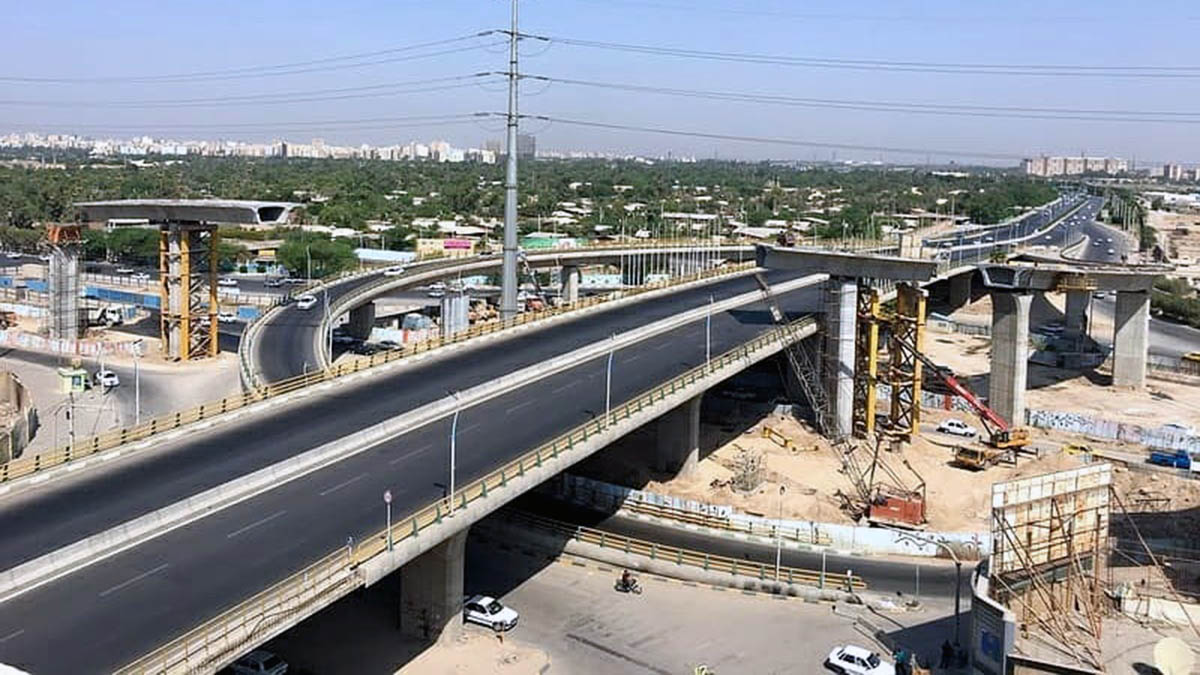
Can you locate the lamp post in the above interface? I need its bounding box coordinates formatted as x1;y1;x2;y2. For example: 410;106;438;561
305;244;312;283
449;391;461;514
132;339;144;425
705;294;713;365
605;334;615;426
774;484;786;581
883;526;964;644
384;489;393;551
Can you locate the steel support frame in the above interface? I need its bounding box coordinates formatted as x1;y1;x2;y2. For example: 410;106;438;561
851;284;881;439
159;221;218;361
888;283;926;441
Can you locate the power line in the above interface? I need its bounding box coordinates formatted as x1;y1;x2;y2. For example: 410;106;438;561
0;74;497;108
511;113;1029;161
15;113;488;133
526;32;1200;77
0;33;500;84
523;74;1200;124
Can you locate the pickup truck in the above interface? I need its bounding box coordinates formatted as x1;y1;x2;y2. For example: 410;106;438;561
1148;449;1194;471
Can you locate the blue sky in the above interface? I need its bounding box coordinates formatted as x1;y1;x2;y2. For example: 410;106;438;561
2;0;1197;164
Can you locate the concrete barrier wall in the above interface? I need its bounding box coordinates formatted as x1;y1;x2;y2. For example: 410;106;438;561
556;473;991;559
0;329;142;357
1025;408;1200;452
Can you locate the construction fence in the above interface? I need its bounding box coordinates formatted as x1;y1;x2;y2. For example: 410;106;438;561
1025;409;1200;454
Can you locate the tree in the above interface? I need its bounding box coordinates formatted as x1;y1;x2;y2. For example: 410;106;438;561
276;235;356;279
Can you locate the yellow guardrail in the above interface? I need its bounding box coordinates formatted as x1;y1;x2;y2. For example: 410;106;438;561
0;261;754;487
116;312;819;674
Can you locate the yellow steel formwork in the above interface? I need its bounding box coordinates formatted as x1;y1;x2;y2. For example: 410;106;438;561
888;283;926;440
851;284;881;439
159;223;218;361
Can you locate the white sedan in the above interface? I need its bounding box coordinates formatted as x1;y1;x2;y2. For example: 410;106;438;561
294;294;317;311
94;370;120;388
463;595;518;632
217;311;238;323
936;419;978;438
382;265;407;277
217;277;239;287
826;645;895;675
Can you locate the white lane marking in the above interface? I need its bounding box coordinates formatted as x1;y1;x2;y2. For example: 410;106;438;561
99;563;169;598
506;400;534;416
389;443;434;465
623;353;643;363
226;510;288;539
0;629;24;644
551;380;580;394
318;472;368;497
652;341;673;350
458;422;481;434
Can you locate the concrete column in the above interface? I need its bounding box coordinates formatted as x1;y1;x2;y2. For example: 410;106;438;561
347;302;376;340
1063;290;1089;342
440;292;469;339
654;394;701;477
948;273;971;309
399;529;467;644
561;264;581;304
1112;290;1149;388
988;292;1032;427
823;278;857;439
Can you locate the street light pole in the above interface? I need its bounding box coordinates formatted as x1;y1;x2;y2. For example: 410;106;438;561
133;339;144;426
774;484;786;581
882;526;964;645
384;489;393;551
705;294;713;365
449;391;461;514
605;335;615;426
306;245;312;283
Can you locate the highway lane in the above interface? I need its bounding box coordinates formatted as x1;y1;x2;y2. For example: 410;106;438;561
0;270;813;580
923;194;1087;248
509;495;963;599
933;196;1099;268
0;273;821;673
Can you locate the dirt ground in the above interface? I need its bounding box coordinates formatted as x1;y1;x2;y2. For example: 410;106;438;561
1149;208;1200;267
396;633;549;674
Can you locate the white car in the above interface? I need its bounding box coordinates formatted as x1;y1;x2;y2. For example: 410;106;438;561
115;266;135;274
94;370;120;388
217;277;239;287
131;272;150;282
1163;422;1195;437
1107;248;1115;255
826;644;895;675
382;265;407;277
231;649;288;675
295;294;317;311
936;419;978;438
217;311;238;323
463;595;518;632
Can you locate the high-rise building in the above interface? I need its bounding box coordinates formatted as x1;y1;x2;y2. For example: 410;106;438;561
1022;155;1127;177
517;133;537;158
1163;164;1185;181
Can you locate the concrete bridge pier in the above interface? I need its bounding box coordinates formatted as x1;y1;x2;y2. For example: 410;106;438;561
988;291;1032;426
1112;290;1149;388
1064;290;1089;343
561;265;581;304
654;395;701;477
947;273;972;309
399;529;468;644
823;278;857;438
347;302;375;341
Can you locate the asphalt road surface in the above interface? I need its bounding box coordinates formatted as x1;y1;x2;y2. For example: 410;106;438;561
923;194;1088;248
0;270;821;674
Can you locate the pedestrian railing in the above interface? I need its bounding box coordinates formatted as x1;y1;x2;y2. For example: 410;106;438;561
115;312;828;674
0;261;754;487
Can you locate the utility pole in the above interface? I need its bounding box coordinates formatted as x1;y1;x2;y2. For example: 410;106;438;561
500;0;521;320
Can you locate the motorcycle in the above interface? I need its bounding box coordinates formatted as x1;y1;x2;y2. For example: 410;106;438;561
614;576;643;594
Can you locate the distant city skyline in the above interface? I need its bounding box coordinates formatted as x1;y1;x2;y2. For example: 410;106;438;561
0;0;1195;165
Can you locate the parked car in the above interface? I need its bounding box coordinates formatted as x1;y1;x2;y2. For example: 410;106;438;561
463;595;518;632
94;370;120;388
264;277;284;288
382;265;407;277
115;266;135;274
295;294;317;310
936;419;978;438
217;311;238;323
131;272;150;282
825;644;895;675
351;342;382;356
283;277;306;285
378;340;404;351
217;277;239;287
230;649;288;675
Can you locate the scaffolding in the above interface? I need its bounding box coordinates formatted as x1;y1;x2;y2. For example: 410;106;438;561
159;222;218;361
888;282;926;441
45;224;82;341
851;284;881;439
989;465;1110;670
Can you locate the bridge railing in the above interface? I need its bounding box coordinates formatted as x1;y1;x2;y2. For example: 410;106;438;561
0;261;753;487
115;312;828;674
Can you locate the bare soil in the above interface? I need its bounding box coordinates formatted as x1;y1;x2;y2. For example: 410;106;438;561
396;632;550;674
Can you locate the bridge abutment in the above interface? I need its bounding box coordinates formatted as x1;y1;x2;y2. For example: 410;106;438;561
398;529;468;645
347;302;376;341
654;394;701;477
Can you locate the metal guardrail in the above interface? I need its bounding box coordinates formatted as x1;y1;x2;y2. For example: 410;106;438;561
116;312;824;674
0;262;754;487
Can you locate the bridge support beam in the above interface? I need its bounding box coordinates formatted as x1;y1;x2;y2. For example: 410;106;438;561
654;394;701;477
561;264;581;304
948;273;972;309
1064;290;1089;343
399;529;467;645
988;291;1032;426
346;302;375;341
823;278;857;439
1112;290;1149;388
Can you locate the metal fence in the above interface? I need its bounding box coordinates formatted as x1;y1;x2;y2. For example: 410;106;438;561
115;312;837;674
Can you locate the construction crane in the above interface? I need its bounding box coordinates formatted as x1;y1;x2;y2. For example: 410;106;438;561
751;273;927;528
517;249;548;311
892;339;1031;451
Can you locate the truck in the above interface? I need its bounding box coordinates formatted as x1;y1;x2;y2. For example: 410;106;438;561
1148;449;1195;471
86;305;124;327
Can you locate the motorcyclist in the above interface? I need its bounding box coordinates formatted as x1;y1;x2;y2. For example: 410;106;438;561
620;569;633;590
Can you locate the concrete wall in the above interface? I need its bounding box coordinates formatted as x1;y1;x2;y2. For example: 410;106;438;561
0;372;37;462
1025;409;1200;453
